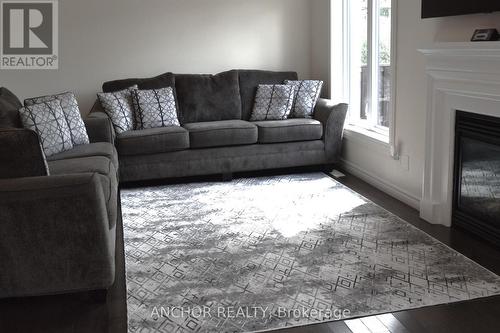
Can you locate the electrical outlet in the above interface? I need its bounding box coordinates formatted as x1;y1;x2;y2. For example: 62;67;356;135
400;155;410;171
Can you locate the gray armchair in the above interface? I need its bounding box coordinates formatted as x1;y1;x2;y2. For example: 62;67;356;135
0;172;115;298
0;123;117;299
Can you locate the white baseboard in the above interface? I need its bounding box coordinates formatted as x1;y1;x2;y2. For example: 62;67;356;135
340;159;421;210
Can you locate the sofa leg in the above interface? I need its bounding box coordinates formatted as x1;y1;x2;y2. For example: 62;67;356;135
89;289;108;303
221;172;233;182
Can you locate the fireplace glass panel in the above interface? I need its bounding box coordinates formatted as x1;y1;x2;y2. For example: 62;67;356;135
458;137;500;227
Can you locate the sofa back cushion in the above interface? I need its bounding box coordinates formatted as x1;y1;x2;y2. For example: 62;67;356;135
237;70;298;120
0;87;22;128
102;72;175;93
0;129;49;179
174;70;241;124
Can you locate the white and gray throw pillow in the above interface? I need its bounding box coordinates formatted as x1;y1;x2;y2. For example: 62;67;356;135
19;99;74;157
285;80;323;118
25;92;89;146
97;85;137;133
250;84;295;121
132;87;180;129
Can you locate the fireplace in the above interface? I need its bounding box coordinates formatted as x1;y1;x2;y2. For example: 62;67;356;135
453;111;500;245
419;43;500;227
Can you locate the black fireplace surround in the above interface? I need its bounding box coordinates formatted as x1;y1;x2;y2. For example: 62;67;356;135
453;111;500;246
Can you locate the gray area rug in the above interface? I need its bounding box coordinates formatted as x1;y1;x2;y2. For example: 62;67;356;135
121;173;500;333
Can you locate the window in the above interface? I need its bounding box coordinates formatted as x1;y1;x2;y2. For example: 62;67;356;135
331;0;396;142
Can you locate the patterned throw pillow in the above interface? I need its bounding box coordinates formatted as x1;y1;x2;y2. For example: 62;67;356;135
132;87;180;129
97;85;137;133
19;99;74;157
250;84;295;121
285;80;323;118
25;92;89;146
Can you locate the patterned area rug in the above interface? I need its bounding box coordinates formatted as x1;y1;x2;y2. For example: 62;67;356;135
121;173;500;333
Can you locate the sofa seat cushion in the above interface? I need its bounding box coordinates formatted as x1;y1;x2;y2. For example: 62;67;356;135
183;120;257;149
48;156;115;178
47;142;118;171
47;156;118;229
253;119;323;144
116;126;189;156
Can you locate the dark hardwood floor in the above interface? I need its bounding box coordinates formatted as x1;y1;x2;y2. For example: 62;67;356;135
1;167;500;333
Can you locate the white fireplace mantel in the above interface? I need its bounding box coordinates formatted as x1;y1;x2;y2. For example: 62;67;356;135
419;42;500;226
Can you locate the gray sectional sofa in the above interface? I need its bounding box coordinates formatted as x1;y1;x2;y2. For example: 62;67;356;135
91;70;348;182
0;87;117;299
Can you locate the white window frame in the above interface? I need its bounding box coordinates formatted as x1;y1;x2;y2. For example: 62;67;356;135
331;0;398;153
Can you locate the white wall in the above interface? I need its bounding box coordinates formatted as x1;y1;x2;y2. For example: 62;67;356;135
311;0;331;98
311;0;500;208
435;12;500;41
1;0;312;114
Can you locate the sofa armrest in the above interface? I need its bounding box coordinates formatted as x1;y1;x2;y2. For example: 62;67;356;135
0;128;49;179
84;108;116;144
0;173;115;298
314;99;348;163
